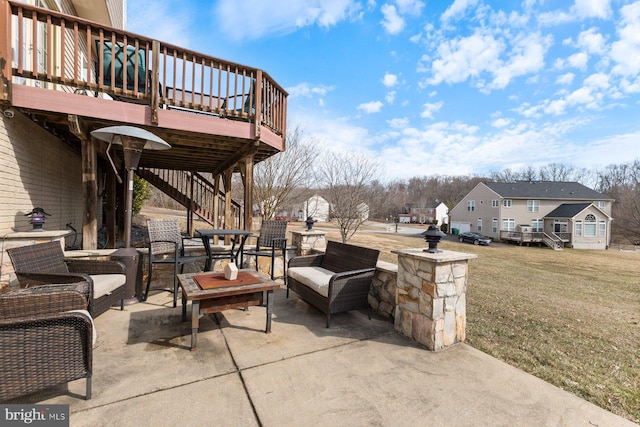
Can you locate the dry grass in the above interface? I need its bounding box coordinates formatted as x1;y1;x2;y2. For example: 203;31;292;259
135;211;639;422
318;222;640;423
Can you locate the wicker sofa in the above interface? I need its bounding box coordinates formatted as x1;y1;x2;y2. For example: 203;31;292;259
0;285;93;401
7;241;126;317
286;241;380;328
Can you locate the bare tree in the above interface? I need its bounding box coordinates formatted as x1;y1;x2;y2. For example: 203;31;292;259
253;125;317;219
317;151;379;243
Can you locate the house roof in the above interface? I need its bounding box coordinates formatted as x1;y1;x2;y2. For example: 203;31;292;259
545;203;592;218
484;181;611;200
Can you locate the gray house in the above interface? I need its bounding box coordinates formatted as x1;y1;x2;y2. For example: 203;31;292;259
449;181;613;249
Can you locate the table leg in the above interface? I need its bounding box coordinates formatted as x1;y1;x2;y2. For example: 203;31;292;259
182;292;187;321
265;290;273;333
191;300;200;350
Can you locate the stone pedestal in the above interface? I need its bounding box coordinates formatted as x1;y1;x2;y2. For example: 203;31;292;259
391;248;476;351
290;230;326;256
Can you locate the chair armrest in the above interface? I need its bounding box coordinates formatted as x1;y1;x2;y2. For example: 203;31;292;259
327;268;377;300
66;259;126;275
148;240;179;258
288;253;324;268
271;238;287;249
14;271;91;287
0;287;89;320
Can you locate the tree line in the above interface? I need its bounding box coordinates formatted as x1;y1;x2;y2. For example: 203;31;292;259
251;126;640;244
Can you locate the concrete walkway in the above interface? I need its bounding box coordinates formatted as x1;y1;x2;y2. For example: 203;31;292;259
8;283;636;427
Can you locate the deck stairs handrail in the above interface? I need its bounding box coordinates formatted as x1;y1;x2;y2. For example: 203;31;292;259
136;168;241;227
543;232;564;250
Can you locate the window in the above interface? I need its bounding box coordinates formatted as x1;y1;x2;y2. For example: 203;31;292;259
595;201;606;209
575;220;582;236
467;200;475;212
531;219;543;232
599;220;606;237
584;214;596;236
492;218;498;233
554;220;568;233
503;199;512;208
527;200;540;212
492;200;499;208
502;218;515;231
477;218;482;232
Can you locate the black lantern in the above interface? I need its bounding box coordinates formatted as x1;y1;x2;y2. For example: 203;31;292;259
423;224;446;253
25;207;51;231
306;216;315;231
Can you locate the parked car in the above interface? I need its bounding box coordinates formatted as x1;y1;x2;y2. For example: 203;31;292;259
458;232;492;245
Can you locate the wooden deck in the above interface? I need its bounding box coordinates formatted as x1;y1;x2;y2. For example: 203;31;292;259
0;0;288;173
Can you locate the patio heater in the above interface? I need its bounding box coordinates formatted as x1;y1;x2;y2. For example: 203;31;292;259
91;126;171;303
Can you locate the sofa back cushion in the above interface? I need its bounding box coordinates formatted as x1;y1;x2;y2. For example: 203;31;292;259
7;241;69;273
321;241;380;273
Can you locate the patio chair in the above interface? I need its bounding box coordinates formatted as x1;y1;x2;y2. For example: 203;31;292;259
0;286;93;401
243;220;288;280
143;218;208;307
7;241;126;317
287;241;380;328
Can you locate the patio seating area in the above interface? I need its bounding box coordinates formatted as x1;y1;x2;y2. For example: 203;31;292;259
1;272;633;426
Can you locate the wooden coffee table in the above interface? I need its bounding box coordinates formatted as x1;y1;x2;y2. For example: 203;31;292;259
177;270;280;350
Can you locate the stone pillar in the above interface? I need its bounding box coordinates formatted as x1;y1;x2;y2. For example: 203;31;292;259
391;248;476;351
290;230;326;256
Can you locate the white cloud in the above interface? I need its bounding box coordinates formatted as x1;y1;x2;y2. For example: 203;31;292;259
286;83;334;98
573;0;612;19
487;32;551;90
213;0;362;41
491;118;510;128
127;0;193;47
420;101;443;119
556;73;575;85
395;0;425;17
440;0;479;23
610;2;640;76
382;73;398;87
567;52;588;70
576;28;607;55
385;91;396;104
538;0;612;26
381;4;405;34
388;117;409;129
427;31;504;86
358;101;384;113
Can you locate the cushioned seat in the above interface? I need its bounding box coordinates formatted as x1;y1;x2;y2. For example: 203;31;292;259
287;267;334;297
90;274;127;299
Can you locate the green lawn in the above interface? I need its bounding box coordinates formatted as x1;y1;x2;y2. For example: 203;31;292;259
320;224;640;423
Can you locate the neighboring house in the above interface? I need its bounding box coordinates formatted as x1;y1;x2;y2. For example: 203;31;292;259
407;202;449;225
302;194;330;222
357;202;369;221
449;181;613;249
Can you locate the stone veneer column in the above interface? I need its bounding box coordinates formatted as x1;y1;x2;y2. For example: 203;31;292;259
391;248;476;351
290;230;326;256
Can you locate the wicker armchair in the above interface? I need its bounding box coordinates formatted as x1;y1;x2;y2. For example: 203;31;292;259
243;220;288;280
0;286;93;401
7;241;126;317
144;218;208;307
287;241;380;328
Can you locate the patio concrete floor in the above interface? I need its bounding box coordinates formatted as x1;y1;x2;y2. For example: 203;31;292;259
6;278;635;427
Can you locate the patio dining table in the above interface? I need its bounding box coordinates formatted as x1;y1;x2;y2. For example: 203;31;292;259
196;229;253;271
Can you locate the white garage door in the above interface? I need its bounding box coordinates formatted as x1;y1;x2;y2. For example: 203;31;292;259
451;221;471;233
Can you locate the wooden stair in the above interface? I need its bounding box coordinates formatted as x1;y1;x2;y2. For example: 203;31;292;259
543;232;564;250
137;168;241;226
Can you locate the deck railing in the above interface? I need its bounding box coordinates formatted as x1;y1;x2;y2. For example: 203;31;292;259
0;1;287;136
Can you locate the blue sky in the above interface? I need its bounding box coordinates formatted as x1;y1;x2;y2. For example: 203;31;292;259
127;0;640;180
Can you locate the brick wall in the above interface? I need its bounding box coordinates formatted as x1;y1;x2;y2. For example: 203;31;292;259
0;112;84;236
